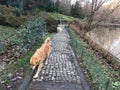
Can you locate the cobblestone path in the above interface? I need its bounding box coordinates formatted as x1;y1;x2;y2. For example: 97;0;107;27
28;25;89;90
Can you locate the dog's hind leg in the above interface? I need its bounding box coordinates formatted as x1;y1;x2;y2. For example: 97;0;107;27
33;62;43;78
45;56;48;64
45;49;51;64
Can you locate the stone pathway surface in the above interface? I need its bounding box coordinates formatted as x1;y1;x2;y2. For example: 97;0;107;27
28;25;89;90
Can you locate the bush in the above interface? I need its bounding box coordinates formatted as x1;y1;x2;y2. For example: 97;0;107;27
5;16;29;28
0;14;6;24
18;17;47;52
0;5;14;14
13;7;21;17
46;18;59;32
38;12;59;32
0;5;14;25
0;5;31;28
0;17;47;58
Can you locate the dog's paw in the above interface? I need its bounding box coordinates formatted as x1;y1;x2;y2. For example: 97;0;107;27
45;61;48;65
45;62;48;65
33;75;38;78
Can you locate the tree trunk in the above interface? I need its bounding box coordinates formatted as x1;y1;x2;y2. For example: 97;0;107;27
87;12;94;31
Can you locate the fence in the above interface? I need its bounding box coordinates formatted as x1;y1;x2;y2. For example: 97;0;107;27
66;27;118;90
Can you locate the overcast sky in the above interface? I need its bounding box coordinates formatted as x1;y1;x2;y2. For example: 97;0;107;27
71;0;78;4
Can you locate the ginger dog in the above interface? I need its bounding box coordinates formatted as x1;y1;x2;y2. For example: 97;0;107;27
30;37;51;78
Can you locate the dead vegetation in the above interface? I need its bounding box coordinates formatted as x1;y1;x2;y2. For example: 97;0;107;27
68;20;120;70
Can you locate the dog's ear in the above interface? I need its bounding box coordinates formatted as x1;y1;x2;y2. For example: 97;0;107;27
30;57;33;64
35;57;39;64
31;57;37;64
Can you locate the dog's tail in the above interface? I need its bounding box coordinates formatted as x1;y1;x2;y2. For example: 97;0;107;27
44;37;51;44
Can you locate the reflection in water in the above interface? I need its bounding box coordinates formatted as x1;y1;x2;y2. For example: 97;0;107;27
87;27;120;61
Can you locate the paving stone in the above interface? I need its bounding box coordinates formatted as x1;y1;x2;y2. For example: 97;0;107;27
29;25;89;90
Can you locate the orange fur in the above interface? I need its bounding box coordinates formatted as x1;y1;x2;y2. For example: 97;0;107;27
30;37;51;78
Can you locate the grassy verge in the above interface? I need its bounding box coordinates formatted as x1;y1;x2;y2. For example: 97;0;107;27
0;25;21;55
0;25;17;41
66;27;120;90
50;12;75;21
38;11;81;21
0;32;54;84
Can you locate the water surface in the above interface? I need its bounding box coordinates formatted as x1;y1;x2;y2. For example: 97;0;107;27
87;27;120;61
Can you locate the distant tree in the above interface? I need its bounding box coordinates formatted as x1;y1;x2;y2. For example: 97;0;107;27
0;0;7;6
94;0;120;24
44;0;57;12
30;0;58;12
0;0;21;7
23;0;33;10
85;0;107;30
86;0;120;30
70;1;84;18
54;0;60;12
58;0;71;15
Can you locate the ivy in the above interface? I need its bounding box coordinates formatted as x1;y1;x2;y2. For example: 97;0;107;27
18;17;47;52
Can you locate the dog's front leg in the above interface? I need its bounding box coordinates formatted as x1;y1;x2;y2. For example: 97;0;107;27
33;63;43;78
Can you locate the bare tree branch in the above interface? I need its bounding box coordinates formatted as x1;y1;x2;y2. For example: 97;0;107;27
94;0;120;25
82;0;120;30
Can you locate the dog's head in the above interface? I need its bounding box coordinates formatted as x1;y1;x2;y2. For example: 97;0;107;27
45;37;51;44
30;57;38;70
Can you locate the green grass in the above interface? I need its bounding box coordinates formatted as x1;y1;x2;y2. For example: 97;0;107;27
49;12;75;21
66;27;120;89
0;32;54;83
50;12;82;21
38;11;81;21
0;25;18;41
0;25;20;54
